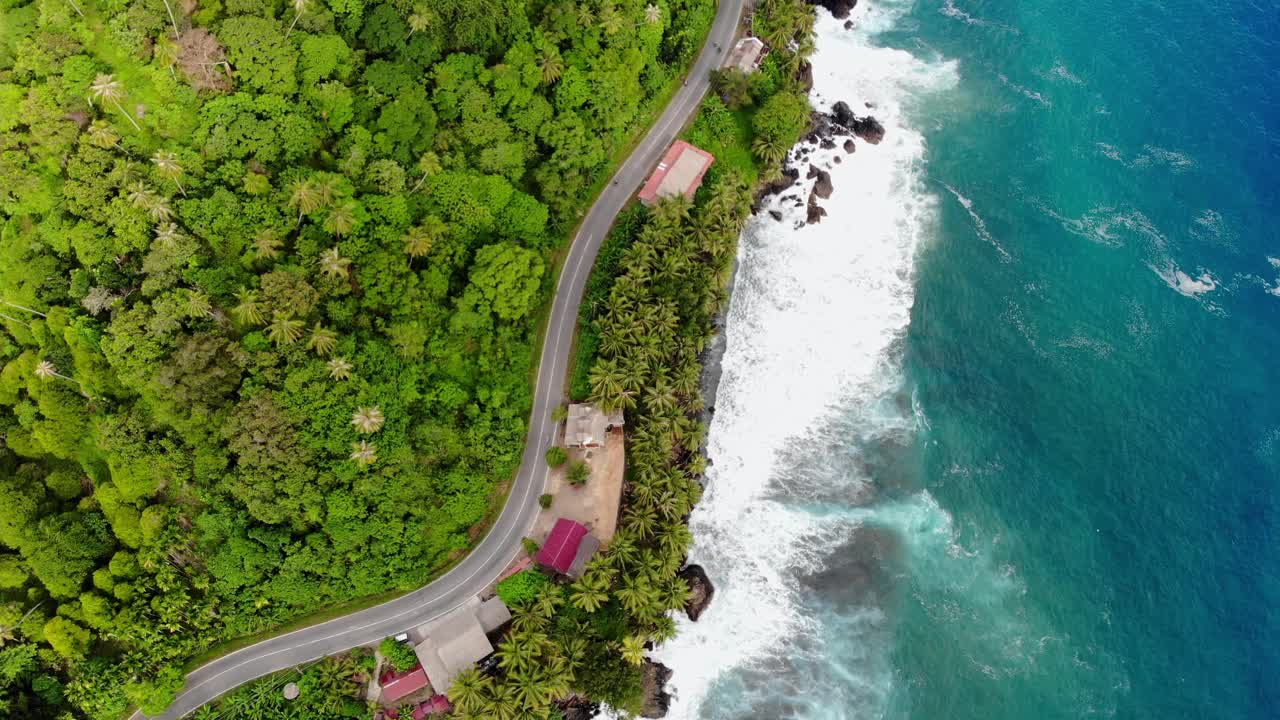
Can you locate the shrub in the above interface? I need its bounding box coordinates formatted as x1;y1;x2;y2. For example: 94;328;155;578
522;537;540;557
545;446;568;467
552;405;568;422
496;569;549;607
378;638;418;673
539;493;553;509
566;460;590;486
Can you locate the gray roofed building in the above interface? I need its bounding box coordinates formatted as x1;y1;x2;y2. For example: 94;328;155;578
727;37;766;73
412;596;509;693
567;533;601;579
475;596;511;632
564;403;624;448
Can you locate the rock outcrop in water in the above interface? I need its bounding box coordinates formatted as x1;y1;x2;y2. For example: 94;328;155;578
807;165;834;199
755;99;887;224
832;101;886;144
678;564;716;621
641;660;674;718
807;0;858;19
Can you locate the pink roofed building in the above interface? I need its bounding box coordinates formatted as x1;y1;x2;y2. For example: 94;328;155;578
638;140;715;205
378;666;429;704
536;518;601;579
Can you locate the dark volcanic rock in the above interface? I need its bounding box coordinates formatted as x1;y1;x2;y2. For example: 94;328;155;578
769;210;784;222
805;111;832;144
820;137;837;150
844;139;857;154
831;100;857;129
679;565;716;621
806;193;828;224
796;60;814;93
641;661;674;718
831;102;886;144
850;115;886;144
559;698;600;720
844;19;854;30
807;165;834;199
808;0;858;19
833;155;842;164
755;167;799;206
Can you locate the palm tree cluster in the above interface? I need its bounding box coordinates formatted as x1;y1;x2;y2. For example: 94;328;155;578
445;174;757;718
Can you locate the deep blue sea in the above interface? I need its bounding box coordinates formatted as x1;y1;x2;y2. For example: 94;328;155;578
657;1;1280;718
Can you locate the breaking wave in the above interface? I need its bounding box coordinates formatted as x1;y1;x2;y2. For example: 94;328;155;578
653;4;959;718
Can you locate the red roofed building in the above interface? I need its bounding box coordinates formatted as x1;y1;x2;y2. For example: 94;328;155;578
638;140;714;205
536;518;601;579
378;665;429;704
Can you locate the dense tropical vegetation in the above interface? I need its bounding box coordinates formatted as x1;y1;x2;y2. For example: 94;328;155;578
0;0;720;716
186;1;820;716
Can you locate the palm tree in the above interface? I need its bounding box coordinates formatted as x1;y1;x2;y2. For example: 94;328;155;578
623;505;658;539
485;683;519;720
267;311;305;346
531;585;562;619
448;668;490;713
644;3;661;24
318;247;351;280
34;360;71;382
599;4;624;34
752;135;789;165
588;358;625;408
289;178;323;223
615;576;655;615
154;222;181;247
350;406;385;434
496;634;539;674
327;357;354;381
568;573;609;612
349;440;377;466
511;667;550;708
324;201;357;238
407;5;433;35
409;151;442;192
152;150;186;196
125;181;156;211
307;323;338;356
85;120;121;150
232;288;265;325
403;217;445;259
660;578;691;612
186;289;212;318
285;0;309;37
90;74;141;131
619;634;648;665
253;229;283;260
537;46;564;85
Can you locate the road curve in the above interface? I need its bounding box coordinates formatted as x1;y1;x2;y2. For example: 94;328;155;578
135;4;744;717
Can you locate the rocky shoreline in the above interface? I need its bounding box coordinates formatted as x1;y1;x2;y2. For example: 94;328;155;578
641;12;883;716
754;100;886;227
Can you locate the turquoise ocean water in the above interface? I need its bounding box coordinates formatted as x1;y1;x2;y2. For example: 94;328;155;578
657;1;1280;718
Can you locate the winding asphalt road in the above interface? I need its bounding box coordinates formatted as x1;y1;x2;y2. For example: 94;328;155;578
135;5;744;718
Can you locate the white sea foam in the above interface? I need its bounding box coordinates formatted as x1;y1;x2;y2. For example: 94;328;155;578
1265;256;1280;297
942;182;1012;262
1149;262;1217;297
998;73;1052;108
653;4;956;718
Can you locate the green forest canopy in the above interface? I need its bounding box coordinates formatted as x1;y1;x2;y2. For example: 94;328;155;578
0;0;716;716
